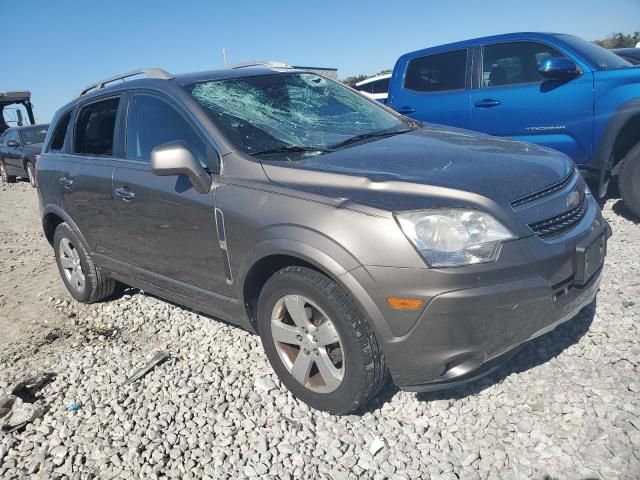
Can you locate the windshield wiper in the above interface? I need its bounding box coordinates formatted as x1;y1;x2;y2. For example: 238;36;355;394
329;128;413;150
251;145;332;157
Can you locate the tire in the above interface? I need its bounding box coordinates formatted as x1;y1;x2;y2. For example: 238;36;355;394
618;142;640;220
0;162;16;183
53;222;116;303
25;161;36;188
256;266;388;414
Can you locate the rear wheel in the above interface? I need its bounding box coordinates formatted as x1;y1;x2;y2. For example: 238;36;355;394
25;161;36;188
618;142;640;219
53;223;116;303
257;266;388;414
0;162;16;183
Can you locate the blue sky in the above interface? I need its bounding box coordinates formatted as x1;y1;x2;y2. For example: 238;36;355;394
2;0;639;122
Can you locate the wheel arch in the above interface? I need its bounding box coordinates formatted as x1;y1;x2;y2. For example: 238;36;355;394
594;99;640;195
41;205;90;253
238;239;391;346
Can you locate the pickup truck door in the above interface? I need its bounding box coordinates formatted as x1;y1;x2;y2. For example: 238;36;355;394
469;41;593;166
388;48;472;129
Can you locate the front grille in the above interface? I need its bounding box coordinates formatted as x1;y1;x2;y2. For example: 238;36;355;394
511;171;575;208
528;197;587;238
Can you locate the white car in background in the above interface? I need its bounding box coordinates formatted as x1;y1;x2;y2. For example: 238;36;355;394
353;73;391;103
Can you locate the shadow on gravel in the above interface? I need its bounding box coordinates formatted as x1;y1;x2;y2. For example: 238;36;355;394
612;199;639;224
362;299;597;413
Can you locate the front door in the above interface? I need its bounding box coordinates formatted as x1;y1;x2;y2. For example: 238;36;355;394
110;92;228;303
469;40;594;166
388;48;472;129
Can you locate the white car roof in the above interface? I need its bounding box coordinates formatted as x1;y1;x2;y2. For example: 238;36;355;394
355;73;392;86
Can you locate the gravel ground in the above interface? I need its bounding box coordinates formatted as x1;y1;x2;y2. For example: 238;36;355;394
0;180;639;480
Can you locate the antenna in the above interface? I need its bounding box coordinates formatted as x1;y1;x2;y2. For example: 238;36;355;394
222;48;228;66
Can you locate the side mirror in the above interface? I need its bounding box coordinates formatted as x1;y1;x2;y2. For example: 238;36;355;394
538;57;580;80
7;140;19;148
150;142;212;194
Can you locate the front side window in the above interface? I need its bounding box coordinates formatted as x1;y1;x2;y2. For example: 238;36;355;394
404;49;467;93
186;72;405;156
74;98;120;156
482;42;563;88
48;112;72;152
126;94;208;166
20;126;48;145
370;77;390;94
5;130;19;145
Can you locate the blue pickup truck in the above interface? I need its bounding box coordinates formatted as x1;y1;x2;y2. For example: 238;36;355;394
387;32;640;218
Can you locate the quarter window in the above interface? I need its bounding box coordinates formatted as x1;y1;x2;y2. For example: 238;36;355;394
48;112;72;152
481;42;564;87
404;49;467;93
74;98;120;156
126;94;207;166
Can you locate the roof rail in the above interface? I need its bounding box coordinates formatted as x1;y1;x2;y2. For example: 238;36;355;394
227;61;293;70
76;68;174;98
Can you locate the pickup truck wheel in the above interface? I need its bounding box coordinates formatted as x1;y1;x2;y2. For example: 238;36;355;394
257;266;388;414
618;142;640;219
53;222;116;303
26;161;36;188
0;162;16;183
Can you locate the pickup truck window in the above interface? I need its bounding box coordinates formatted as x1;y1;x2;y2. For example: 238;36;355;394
482;42;563;88
556;34;632;70
48;112;72;152
404;49;467;93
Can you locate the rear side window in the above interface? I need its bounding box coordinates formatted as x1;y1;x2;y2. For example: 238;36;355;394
48;112;72;152
370;77;390;94
481;42;564;87
126;94;207;166
74;98;120;156
404;49;467;93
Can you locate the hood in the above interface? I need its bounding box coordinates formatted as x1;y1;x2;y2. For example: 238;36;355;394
260;125;573;212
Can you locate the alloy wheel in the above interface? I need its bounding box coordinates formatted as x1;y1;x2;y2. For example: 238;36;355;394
271;294;344;393
59;237;85;292
27;163;36;187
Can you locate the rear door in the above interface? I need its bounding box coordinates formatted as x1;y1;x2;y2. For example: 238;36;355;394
110;91;228;302
469;40;593;165
59;96;122;257
388;49;472;128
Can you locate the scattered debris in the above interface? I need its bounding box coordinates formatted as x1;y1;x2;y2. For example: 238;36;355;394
45;328;64;343
123;351;170;385
0;372;54;432
67;402;81;412
280;415;300;429
369;436;386;456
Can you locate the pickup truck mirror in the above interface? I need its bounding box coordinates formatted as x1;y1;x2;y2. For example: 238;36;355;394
538;57;580;80
6;140;19;148
150;142;212;194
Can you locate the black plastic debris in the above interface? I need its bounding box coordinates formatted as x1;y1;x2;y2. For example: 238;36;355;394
123;351;170;385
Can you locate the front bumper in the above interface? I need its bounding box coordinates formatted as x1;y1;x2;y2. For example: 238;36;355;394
347;194;610;390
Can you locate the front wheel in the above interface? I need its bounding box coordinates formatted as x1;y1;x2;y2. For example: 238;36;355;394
0;162;16;183
53;223;116;303
257;266;388;414
618;142;640;220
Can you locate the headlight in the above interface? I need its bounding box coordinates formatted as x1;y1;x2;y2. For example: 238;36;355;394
395;209;515;267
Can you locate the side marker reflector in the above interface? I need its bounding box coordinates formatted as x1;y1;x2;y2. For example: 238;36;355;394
386;297;425;310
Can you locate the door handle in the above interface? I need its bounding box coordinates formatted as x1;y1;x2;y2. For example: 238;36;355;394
59;177;74;189
396;106;416;114
474;99;501;108
115;187;135;201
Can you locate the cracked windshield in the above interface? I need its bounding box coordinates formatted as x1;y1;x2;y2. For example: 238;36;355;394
187;72;407;157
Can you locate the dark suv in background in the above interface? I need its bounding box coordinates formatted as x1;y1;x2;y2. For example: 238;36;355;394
37;67;609;413
0;124;49;186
